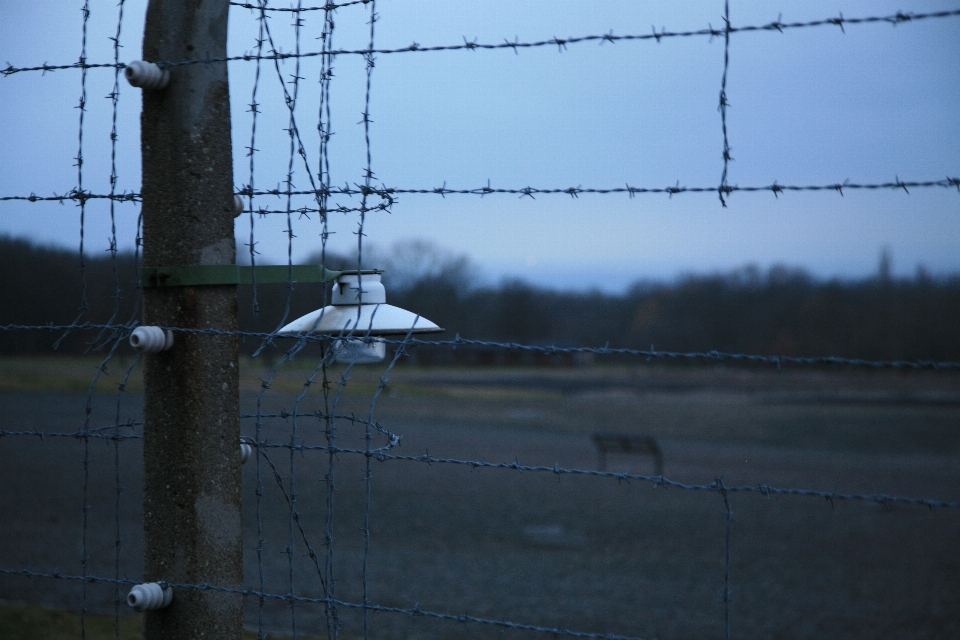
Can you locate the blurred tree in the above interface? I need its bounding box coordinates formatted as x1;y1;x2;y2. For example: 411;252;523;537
4;236;960;362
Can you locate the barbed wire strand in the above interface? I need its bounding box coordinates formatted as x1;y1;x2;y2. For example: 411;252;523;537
87;0;128;357
359;3;379;637
7;175;959;206
720;477;733;640
285;332;351;640
105;7;128;635
255;407;333;596
248;0;332;359
245;6;271;636
5;9;960;76
245;293;369;638
4;324;958;371
283;4;305;635
719;6;734;628
74;6;92;636
719;0;732;207
315;2;342;636
53;0;93;357
0;567;653;640
231;0;372;13
252;445;960;509
244;0;268;318
1;427;957;511
111;352;137;640
320;331;364;640
79;335;127;639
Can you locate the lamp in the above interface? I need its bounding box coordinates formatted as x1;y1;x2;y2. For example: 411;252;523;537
277;272;443;363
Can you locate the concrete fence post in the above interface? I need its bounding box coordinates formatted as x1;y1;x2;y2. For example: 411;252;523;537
139;1;242;638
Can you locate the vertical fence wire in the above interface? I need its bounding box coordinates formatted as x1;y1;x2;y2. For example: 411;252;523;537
719;4;734;633
358;2;378;637
54;0;93;351
284;5;306;636
244;2;269;316
719;478;733;640
281;1;306;342
316;4;340;638
251;0;330;358
101;0;127;347
718;0;732;206
111;354;138;640
80;336;125;638
106;7;128;637
244;10;270;633
74;7;93;637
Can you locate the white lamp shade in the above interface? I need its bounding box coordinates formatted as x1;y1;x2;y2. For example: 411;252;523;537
277;302;442;336
277;272;443;337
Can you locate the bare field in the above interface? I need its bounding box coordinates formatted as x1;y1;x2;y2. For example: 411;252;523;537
1;361;958;638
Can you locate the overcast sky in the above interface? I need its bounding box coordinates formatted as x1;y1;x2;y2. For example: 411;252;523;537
1;1;958;291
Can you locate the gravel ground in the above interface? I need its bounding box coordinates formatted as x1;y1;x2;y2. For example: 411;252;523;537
1;376;958;639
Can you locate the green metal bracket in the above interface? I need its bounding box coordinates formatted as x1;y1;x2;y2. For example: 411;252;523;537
140;264;381;288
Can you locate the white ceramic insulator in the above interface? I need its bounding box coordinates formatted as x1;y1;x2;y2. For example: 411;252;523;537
234;195;244;217
332;273;386;305
240;443;252;464
127;582;173;612
130;326;174;353
124;60;170;90
333;338;386;364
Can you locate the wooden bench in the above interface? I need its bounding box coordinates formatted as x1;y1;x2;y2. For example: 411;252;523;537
591;432;663;475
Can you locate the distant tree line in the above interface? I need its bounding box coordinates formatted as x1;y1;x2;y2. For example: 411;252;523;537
3;235;959;362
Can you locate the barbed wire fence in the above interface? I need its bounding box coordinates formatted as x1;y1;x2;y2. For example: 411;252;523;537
1;2;959;639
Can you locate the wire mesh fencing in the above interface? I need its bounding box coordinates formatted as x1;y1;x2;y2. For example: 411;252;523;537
1;2;960;639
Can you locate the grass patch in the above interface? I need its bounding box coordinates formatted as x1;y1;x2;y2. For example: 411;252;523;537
0;357;143;394
0;602;140;640
0;601;324;639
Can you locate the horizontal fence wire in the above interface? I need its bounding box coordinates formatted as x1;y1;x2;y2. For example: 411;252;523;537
251;445;960;509
0;568;649;640
3;423;959;510
4;176;960;205
3;323;960;371
0;430;141;441
231;0;373;12
3;8;960;76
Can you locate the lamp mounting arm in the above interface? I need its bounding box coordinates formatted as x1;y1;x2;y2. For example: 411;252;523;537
140;264;382;288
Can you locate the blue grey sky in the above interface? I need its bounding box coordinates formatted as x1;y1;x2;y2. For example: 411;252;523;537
1;1;958;291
